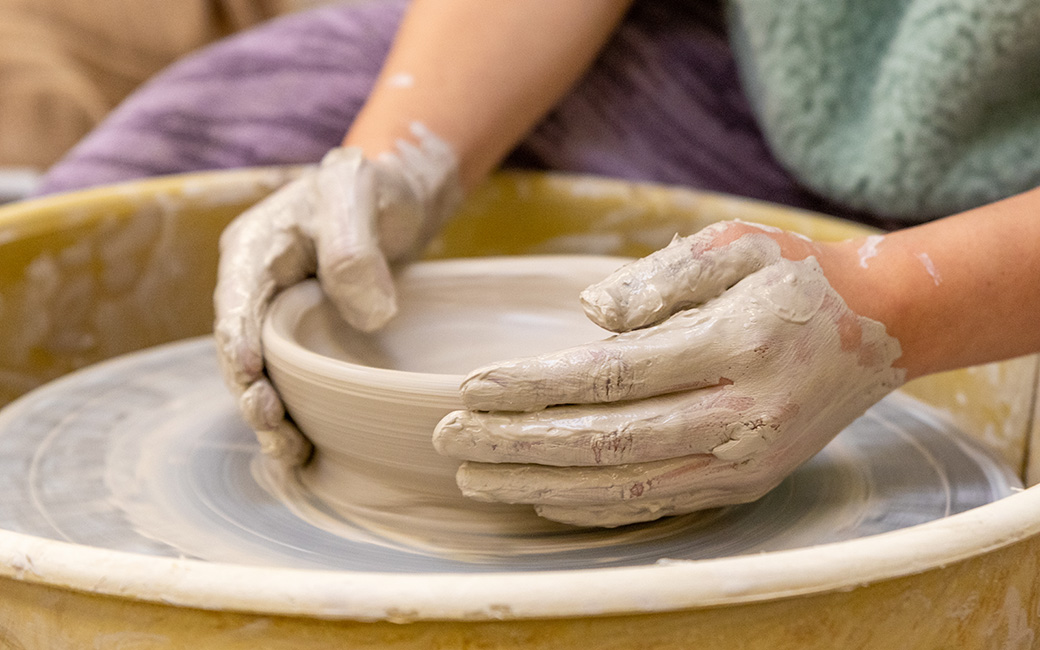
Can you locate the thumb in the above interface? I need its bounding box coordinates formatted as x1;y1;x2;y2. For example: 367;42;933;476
580;221;783;332
313;148;398;332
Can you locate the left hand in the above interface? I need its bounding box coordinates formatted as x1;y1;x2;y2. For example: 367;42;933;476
433;221;906;527
214;127;460;466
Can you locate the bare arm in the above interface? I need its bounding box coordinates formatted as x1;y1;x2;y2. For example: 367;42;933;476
344;0;634;190
821;188;1040;380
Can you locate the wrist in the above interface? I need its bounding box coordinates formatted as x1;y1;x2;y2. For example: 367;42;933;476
815;237;932;380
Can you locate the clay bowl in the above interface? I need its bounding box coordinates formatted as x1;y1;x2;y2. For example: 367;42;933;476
261;255;629;533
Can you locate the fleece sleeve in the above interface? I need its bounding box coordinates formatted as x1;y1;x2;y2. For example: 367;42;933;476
727;0;1040;221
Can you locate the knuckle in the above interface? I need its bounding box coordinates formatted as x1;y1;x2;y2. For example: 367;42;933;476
583;348;633;403
712;411;785;462
589;428;636;464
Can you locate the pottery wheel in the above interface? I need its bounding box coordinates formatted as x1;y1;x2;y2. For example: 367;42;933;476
0;337;1020;573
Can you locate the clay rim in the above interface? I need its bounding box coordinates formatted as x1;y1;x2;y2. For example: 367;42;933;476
0;482;1036;622
261;255;630;394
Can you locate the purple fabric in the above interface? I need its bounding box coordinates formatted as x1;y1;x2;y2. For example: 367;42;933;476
37;0;882;224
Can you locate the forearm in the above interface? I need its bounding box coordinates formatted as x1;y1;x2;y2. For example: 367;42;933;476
824;188;1040;380
343;0;633;190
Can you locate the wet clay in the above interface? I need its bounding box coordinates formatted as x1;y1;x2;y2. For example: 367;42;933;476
262;255;639;548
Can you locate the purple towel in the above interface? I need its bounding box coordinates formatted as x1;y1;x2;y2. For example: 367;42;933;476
37;0;886;226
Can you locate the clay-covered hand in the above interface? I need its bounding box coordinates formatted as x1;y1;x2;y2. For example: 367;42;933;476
215;124;460;465
433;221;906;527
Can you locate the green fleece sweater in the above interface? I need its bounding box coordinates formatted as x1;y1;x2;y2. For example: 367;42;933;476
727;0;1040;221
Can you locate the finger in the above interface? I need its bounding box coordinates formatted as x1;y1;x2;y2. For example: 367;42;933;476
235;377;314;465
435;386;752;466
367;161;425;262
455;454;782;527
581;221;783;332
254;419;313;466
461;256;835;412
214;176;317;389
313;148;397;333
238;378;286;432
460;292;754;412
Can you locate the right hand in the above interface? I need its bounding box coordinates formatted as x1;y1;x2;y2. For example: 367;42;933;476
214;124;460;466
433;222;906;527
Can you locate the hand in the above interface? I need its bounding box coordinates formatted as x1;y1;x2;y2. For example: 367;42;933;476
433;221;906;527
214;124;460;465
